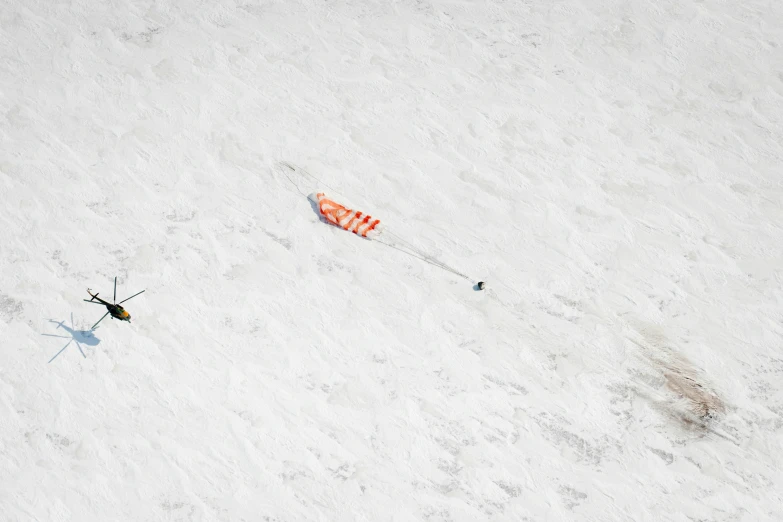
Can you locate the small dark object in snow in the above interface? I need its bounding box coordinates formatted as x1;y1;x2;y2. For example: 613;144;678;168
477;281;485;290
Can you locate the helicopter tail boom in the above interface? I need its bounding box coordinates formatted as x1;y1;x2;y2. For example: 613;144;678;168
85;289;110;305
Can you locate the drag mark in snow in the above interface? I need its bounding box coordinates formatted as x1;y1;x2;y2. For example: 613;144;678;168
631;324;725;431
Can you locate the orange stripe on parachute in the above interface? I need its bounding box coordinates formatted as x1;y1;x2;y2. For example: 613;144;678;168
315;193;381;238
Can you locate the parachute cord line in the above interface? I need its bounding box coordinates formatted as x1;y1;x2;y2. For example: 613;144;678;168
278;163;309;197
376;236;472;282
281;162;347;200
384;230;473;280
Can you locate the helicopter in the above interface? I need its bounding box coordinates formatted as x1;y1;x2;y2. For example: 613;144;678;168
84;276;145;330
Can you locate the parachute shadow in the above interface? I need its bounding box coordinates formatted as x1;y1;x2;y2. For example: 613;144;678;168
43;313;101;364
306;193;331;226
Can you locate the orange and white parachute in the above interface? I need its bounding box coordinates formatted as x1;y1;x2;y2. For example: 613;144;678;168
309;192;383;238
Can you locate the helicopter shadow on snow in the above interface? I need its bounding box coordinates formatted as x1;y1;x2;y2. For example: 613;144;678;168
42;313;101;364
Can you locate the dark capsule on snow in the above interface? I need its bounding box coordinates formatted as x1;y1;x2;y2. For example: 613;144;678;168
477;281;485;290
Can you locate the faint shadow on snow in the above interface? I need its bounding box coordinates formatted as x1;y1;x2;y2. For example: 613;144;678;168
306;193;335;228
42;314;101;363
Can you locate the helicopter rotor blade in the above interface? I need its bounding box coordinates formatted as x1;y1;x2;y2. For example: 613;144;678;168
48;340;72;364
118;289;145;305
91;312;110;330
113;276;117;304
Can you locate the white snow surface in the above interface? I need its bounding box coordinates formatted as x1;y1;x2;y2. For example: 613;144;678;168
1;0;782;520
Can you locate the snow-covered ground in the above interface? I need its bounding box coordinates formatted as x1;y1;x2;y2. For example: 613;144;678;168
1;0;782;520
